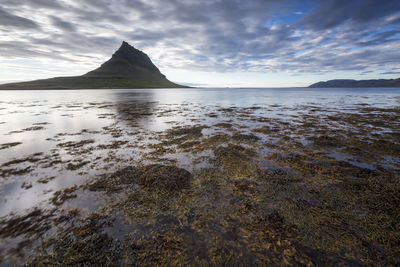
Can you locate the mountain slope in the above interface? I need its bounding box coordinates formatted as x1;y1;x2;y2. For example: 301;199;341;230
309;77;400;88
0;41;185;89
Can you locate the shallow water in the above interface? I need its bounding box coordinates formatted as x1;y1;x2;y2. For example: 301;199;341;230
0;87;399;265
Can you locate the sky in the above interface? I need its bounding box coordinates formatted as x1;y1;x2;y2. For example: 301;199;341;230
0;0;399;87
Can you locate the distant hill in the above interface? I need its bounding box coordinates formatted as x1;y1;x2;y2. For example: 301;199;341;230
0;41;186;89
309;77;400;88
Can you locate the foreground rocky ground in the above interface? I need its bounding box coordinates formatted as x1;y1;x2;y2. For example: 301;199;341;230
0;99;399;266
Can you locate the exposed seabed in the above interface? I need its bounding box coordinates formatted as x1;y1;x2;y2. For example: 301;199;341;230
0;89;399;265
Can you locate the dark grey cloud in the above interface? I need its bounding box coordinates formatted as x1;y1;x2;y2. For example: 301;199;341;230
299;0;400;30
1;0;64;9
50;16;76;31
381;71;400;75
357;30;399;46
0;7;39;29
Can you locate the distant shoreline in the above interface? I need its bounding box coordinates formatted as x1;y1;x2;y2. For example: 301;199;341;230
309;77;400;88
1;86;400;91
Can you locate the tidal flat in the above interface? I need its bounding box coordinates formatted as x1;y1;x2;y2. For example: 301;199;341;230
0;88;399;266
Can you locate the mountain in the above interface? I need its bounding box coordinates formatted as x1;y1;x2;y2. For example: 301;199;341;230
0;41;185;89
309;77;400;88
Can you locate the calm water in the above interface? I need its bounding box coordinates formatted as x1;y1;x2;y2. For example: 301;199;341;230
0;87;399;217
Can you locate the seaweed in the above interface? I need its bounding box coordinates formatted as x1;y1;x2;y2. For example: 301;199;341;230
139;164;192;191
212;144;260;178
50;186;79;206
0;209;55;239
57;139;95;149
1;99;400;266
66;161;90;170
166;125;208;139
27;213;121;266
232;133;260;143
0;142;22;150
87;166;143;192
214;122;233;129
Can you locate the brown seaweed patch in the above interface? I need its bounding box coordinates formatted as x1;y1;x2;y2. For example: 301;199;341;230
57;139;95;149
0;153;44;177
368;139;400;156
0;142;22;150
307;135;344;147
28;232;121;266
0;166;32;177
261;169;302;191
206;112;219;118
37;176;56;184
0;209;55;239
233;179;259;194
22;126;45;131
0;208;82;263
66;161;90;171
50;186;78;206
32;122;50;125
21;181;33;189
214;122;233;129
7;126;45;134
193;167;223;191
217;107;236;113
121;210;313;266
148;125;210;155
26;212;121;266
1;153;43;167
40;158;64;169
177;140;201;151
258;158;400;264
87;166;143;192
139;164;192;191
252;126;280;135
166;125;208;139
232;133;260;143
212;144;260;178
206;133;232;144
96;140;128;150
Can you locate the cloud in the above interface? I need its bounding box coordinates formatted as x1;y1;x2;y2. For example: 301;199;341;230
0;7;40;29
380;71;400;75
0;0;399;79
299;0;400;30
1;0;64;9
49;16;76;31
